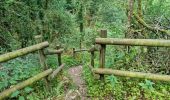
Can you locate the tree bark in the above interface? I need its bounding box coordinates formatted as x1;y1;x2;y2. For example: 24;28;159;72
137;0;142;18
79;3;84;49
127;0;135;28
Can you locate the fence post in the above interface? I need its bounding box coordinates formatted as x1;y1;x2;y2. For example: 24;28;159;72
73;48;75;58
34;35;50;91
56;45;62;66
90;45;95;68
99;30;107;80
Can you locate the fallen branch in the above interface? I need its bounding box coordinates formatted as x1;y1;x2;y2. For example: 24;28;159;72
0;69;53;100
93;68;170;82
133;12;170;35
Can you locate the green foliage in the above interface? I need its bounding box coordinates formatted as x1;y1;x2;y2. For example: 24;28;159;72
1;0;170;99
139;80;155;91
0;0;78;50
11;90;20;98
24;87;34;94
46;55;58;68
19;96;25;100
83;64;114;98
62;55;81;67
10;87;33;99
0;54;40;91
83;62;170;99
106;75;118;88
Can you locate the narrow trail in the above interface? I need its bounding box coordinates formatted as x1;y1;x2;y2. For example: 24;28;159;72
67;65;89;100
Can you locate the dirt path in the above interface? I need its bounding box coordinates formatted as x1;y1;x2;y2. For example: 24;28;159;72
67;65;88;100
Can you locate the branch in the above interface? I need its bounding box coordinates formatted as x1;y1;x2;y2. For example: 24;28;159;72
128;0;135;26
133;12;170;36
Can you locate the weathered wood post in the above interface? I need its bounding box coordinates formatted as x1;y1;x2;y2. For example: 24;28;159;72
99;30;107;80
35;35;48;70
56;45;62;66
34;35;50;91
73;48;75;58
90;45;95;68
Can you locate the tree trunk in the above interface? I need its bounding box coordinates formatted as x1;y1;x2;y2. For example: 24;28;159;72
137;0;142;18
127;0;135;29
79;3;84;49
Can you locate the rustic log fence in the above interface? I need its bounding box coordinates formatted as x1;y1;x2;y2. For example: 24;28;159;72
2;30;170;99
0;35;64;100
93;29;170;82
72;44;100;68
0;42;49;63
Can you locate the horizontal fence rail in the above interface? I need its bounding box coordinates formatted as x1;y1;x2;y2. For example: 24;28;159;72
93;68;170;82
73;49;89;52
48;64;65;80
45;49;64;55
95;38;170;47
0;42;49;63
0;64;65;100
0;69;53;100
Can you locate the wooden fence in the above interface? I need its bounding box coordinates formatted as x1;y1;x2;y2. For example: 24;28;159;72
93;29;170;82
73;44;100;68
2;30;170;99
0;35;64;100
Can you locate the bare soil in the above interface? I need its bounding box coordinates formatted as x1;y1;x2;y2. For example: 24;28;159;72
67;65;89;100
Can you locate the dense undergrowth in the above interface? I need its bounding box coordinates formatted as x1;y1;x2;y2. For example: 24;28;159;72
82;50;170;100
0;53;81;100
1;47;170;100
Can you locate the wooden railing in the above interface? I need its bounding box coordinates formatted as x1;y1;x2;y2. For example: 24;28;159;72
73;44;100;68
0;42;49;63
93;29;170;82
0;35;64;100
